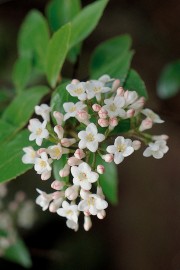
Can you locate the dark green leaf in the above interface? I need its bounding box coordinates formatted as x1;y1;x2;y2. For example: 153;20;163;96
18;10;49;71
0;130;34;184
90;35;133;82
124;69;148;98
157;60;180;99
4;238;32;268
0;120;16;146
53;155;69;183
96;155;118;204
110;119;131;136
46;23;71;88
12;56;31;94
2;86;49;132
70;0;108;48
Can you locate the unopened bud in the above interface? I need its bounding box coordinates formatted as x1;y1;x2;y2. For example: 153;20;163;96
49;198;63;212
59;164;70;177
51;180;65;190
65;185;79;200
53;111;64;125
52;191;64;200
116;86;124;96
98;118;109;127
131;97;145;110
61;138;76;147
112;79;120;91
74;149;85;160
71;79;80;84
37;148;46;155
97;165;105;174
92;104;101;112
132;140;141;150
97;186;105;199
97;209;106;219
41;171;51;181
98;108;108;119
109;117;118;127
102;154;113;163
68;157;82;166
126;109;135;118
77;110;89;120
80;189;90;199
54;125;64;139
84;216;92;231
139;117;153;132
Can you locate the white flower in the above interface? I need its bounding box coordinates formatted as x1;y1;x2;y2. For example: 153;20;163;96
35;104;51;121
57;201;79;223
86;80;110;101
36;189;53;211
66;219;79;231
63;101;86;121
71;162;99;190
98;74;111;83
28;119;49;146
34;152;52;179
65;185;79;200
143;140;169;159
66;82;87;100
48;143;63;160
141;109;164;123
22;146;37;164
107;136;134;164
103;96;126;118
124;90;138;107
78;123;105;152
78;194;108;215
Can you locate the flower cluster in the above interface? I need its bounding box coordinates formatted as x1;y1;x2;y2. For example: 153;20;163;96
22;75;169;231
0;184;35;256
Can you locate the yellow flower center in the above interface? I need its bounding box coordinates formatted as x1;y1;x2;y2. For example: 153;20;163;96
52;147;61;157
117;144;126;152
109;103;116;112
79;172;87;181
36;128;42;135
94;87;101;93
39;160;47;168
86;133;94;142
74;88;83;94
69;106;76;113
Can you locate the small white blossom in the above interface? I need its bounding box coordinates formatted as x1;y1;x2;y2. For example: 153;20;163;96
34;152;52;180
78;123;105;152
66;219;79;231
78;194;108;215
98;74;111;84
66;82;87;100
22;146;37;164
63;101;86;121
143;140;169;159
103;96;126;118
57;201;79;223
142;109;164;123
71;162;99;190
86;80;110;101
48;143;63;160
107;136;134;164
36;189;53;211
65;185;79;200
124;90;138;107
35;104;51;121
28;119;49;146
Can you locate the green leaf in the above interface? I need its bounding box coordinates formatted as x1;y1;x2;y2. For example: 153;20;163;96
53;155;69;183
0;120;16;145
4;238;32;268
2;86;49;132
96;155;118;204
0;130;34;184
110;119;131;136
70;0;108;48
157;60;180;99
18;10;49;71
12;56;31;94
124;69;148;98
90;35;133;82
46;23;71;88
46;0;81;32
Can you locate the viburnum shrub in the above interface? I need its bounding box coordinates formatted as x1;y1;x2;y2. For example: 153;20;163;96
0;0;170;266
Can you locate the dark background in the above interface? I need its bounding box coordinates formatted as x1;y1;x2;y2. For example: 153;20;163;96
0;0;180;269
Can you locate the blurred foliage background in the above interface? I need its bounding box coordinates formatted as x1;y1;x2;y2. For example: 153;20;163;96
0;0;180;269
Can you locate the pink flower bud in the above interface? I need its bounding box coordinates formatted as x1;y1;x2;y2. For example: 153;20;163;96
132;140;141;150
109;117;118;127
68;157;82;166
98;118;109;127
139;117;153;132
53;111;64;125
126;109;135;118
59;164;70;177
112;79;120;91
97;165;105;174
52;191;64;200
98;108;108;119
49;198;63;212
84;216;92;231
97;209;106;219
116;86;124;96
71;79;80;84
92;104;101;112
131;97;145;110
51;180;65;190
96;186;105;199
41;171;51;181
37;148;46;155
65;185;79;200
61;138;76;147
54;125;64;139
74;149;85;160
77;110;89;120
102;154;113;163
